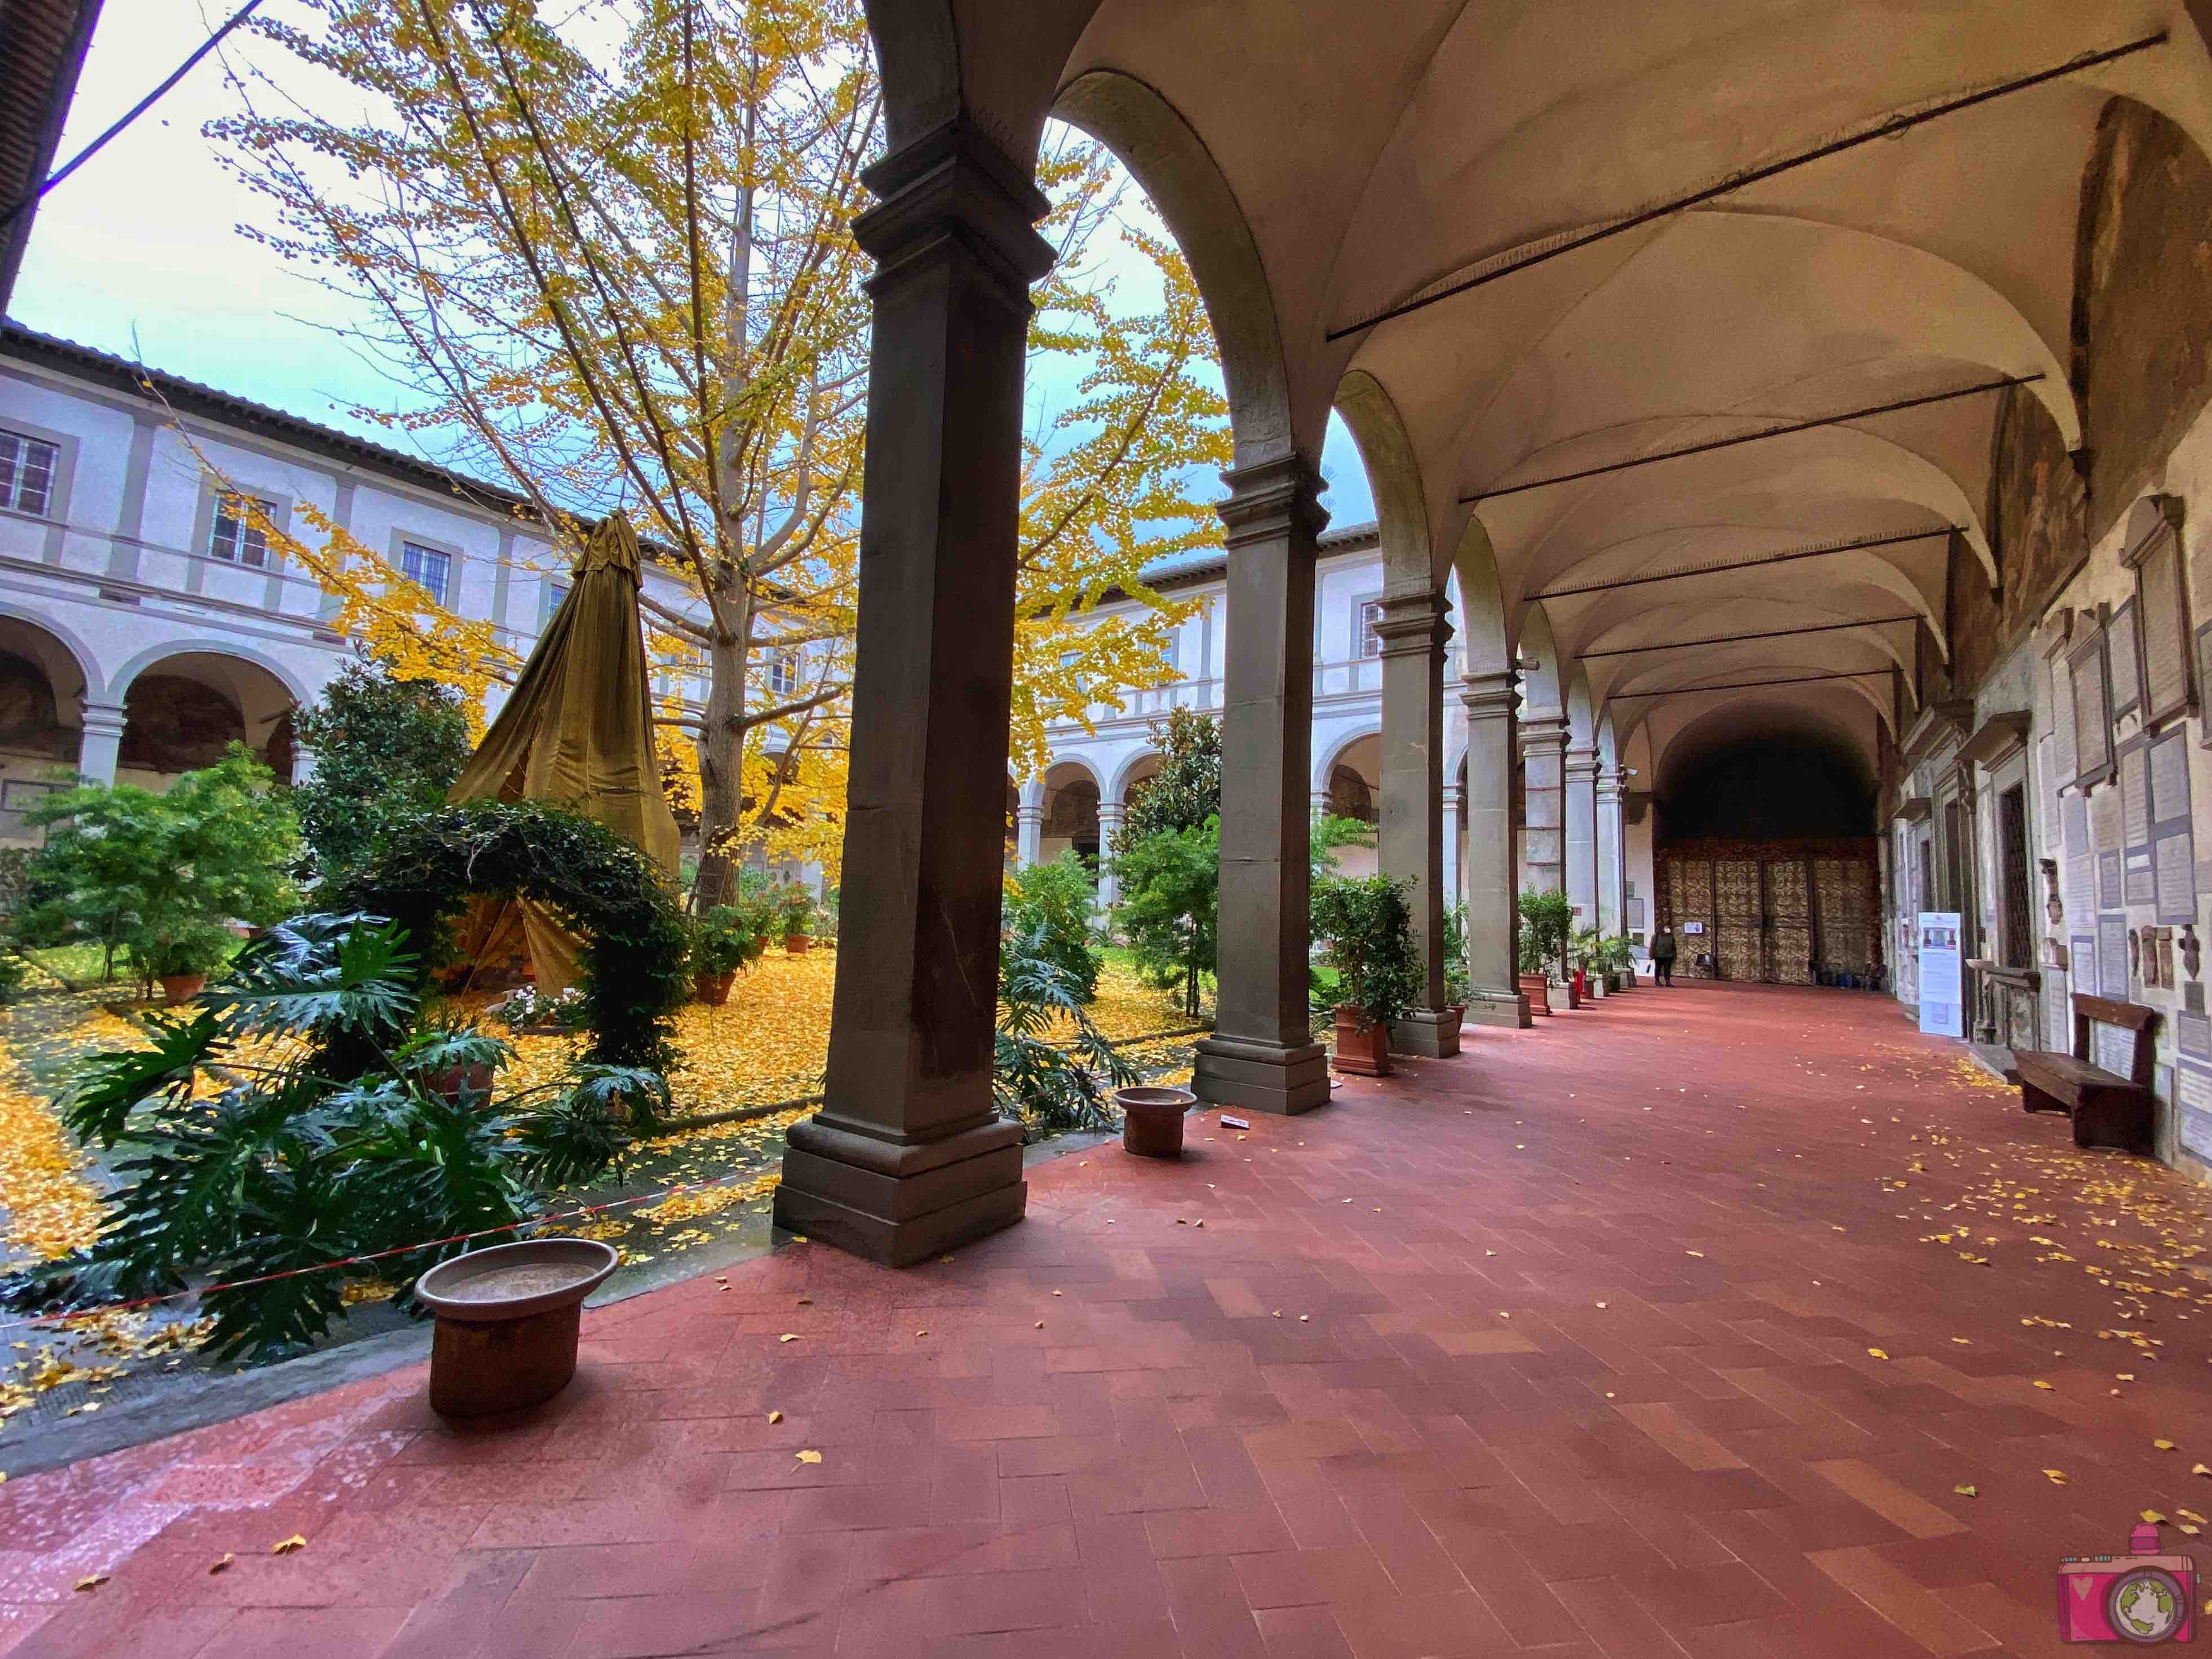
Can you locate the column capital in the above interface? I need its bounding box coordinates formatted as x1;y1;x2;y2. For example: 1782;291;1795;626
1594;773;1624;804
1459;670;1519;719
1371;588;1454;660
1217;454;1328;552
78;700;127;735
1563;748;1601;783
1014;804;1045;826
1097;801;1126;824
855;117;1056;301
1519;715;1570;756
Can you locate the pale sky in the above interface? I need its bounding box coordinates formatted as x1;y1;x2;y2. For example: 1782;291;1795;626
10;0;1376;527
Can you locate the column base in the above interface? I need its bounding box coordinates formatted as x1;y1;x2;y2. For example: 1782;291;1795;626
772;1114;1025;1266
1462;990;1533;1030
1192;1035;1331;1115
1390;1010;1461;1058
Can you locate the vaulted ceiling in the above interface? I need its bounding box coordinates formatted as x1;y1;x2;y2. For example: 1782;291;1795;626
881;0;2212;776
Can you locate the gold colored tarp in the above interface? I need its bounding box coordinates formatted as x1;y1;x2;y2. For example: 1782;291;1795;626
447;513;681;993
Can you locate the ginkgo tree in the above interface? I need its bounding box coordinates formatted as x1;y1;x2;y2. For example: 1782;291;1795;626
212;0;1227;900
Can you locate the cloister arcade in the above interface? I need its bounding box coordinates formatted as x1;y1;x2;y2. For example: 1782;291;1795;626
774;0;2212;1263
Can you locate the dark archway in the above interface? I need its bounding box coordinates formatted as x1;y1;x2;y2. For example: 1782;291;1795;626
1659;735;1876;842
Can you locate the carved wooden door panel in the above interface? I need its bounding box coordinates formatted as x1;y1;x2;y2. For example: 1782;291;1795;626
1812;858;1876;978
1667;857;1714;977
1715;858;1763;981
1766;858;1813;983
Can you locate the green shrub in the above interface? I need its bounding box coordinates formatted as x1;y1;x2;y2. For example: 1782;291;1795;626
1004;852;1101;1001
320;800;690;1082
1442;904;1472;1005
1310;875;1420;1027
1;913;657;1363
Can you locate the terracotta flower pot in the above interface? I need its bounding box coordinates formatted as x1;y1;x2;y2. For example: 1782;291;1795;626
1116;1085;1195;1158
157;974;207;1006
427;1061;495;1105
694;970;737;1005
414;1238;619;1418
1519;973;1551;1016
1333;1006;1390;1076
784;934;809;955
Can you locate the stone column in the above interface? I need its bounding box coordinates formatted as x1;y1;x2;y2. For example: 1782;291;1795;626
75;700;127;786
1310;787;1332;819
1564;747;1599;931
1374;587;1457;1057
1459;672;1531;1027
1014;804;1044;869
773;120;1054;1265
1095;802;1124;911
1519;716;1568;897
1442;783;1464;912
1596;767;1626;939
1193;456;1331;1116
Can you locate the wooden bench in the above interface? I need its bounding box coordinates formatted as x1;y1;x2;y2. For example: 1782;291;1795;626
2016;993;2161;1156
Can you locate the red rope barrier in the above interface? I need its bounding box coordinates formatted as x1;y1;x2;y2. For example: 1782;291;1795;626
0;1166;779;1338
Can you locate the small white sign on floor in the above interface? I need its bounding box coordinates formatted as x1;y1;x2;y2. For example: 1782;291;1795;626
1917;911;1963;1039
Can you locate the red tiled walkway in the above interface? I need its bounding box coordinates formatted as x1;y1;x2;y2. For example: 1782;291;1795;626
5;984;2211;1658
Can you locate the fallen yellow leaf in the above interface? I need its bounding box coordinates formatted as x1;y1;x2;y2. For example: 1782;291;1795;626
209;1555;234;1576
796;1449;821;1465
2194;1464;2211;1477
779;1334;800;1343
1953;1484;1978;1497
2033;1381;2055;1391
73;1576;105;1593
915;1329;928;1338
2156;1439;2177;1451
1035;1321;1045;1330
767;1410;783;1424
2143;1509;2167;1524
272;1536;307;1555
1867;1349;1890;1361
2044;1469;2069;1484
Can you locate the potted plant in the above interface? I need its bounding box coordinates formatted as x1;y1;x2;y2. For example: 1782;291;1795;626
773;883;815;953
1518;889;1571;1016
145;921;234;1006
1570;924;1604;1000
1311;875;1420;1077
690;904;766;1003
1442;904;1472;1031
1598;931;1636;991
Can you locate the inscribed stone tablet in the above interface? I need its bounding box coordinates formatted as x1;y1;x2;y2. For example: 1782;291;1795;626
2099;915;2130;997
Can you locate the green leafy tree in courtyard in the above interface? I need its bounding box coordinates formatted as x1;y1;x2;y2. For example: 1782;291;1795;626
1003;852;1102;1003
16;748;299;991
292;656;475;880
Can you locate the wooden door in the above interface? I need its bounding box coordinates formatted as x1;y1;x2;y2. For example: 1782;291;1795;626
1766;858;1814;983
1715;858;1764;981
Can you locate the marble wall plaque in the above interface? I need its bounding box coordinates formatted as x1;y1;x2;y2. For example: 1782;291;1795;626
2094;1021;2134;1075
2071;629;2112;784
2150;730;2196;924
2112;598;2143;716
2121;742;2151;849
2072;933;2098;996
2178;1061;2212;1161
2135;520;2193;724
2178;1008;2212;1061
2098;851;2124;910
2099;915;2130;997
2051;654;2078;784
2151;730;2192;823
2128;849;2157;907
2158;833;2198;925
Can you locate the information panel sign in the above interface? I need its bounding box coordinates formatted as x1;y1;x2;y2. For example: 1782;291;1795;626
1917;912;1964;1039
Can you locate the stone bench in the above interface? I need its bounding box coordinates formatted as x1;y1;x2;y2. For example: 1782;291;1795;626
2016;993;2160;1156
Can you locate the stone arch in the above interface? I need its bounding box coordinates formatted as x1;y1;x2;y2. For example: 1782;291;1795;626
1109;747;1163;805
0;605;97;706
1516;602;1564;716
1054;70;1306;468
1040;757;1103;860
1312;726;1381;797
109;646;305;784
1335;369;1433;587
859;0;962;150
1447;514;1513;676
1565;664;1595;749
108;638;314;708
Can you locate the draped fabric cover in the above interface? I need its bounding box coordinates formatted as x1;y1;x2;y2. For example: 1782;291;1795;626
447;513;682;993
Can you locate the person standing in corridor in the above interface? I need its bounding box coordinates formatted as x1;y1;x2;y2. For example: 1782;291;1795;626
1652;926;1677;986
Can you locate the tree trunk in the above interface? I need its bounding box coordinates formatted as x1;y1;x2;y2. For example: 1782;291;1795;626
691;580;752;910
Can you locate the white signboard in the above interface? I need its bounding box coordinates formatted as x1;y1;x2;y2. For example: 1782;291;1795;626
1917;912;1964;1039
